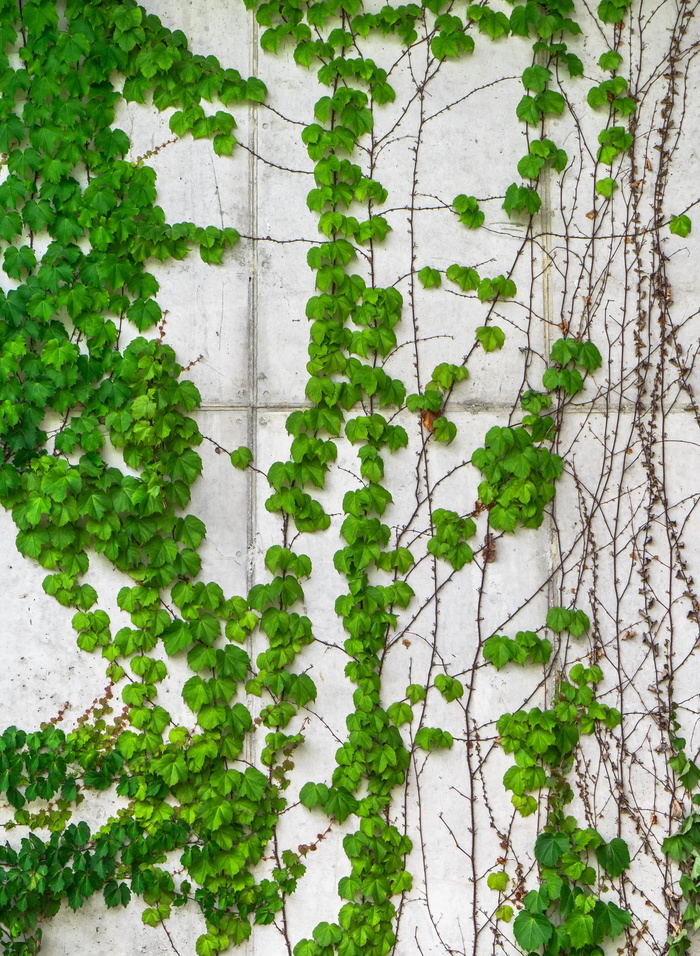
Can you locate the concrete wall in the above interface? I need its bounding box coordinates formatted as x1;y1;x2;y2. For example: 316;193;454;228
2;0;700;954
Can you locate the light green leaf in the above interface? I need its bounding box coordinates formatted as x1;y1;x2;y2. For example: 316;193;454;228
670;214;692;238
476;326;506;352
487;871;510;891
434;674;464;702
599;49;623;71
595;177;618;198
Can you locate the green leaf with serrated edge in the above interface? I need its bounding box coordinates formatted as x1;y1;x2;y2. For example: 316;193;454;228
527;635;552;663
406;683;427;704
592;900;631;938
536;89;566;114
588;85;610;109
415;727;453;750
483;634;514;669
453;194;485;228
487;871;510;891
511;794;537;817
599;49;623;71
596;177;618;198
614;96;636;116
293;940;320;956
433;417;457;443
546;606;571;632
564;52;584;76
104;881;131;908
670;214;692;238
476;326;506;352
418;266;441;288
518;153;545;179
431;363;468;388
522;65;551;92
387;701;413;726
434;674;464;701
516;94;541;124
446;263;480;290
323;787;358;822
563;911;594;948
313;923;342;947
596;837;630;877
196;934;224;956
534;831;571;866
568;608;591;636
231;446;253;469
513;911;554;950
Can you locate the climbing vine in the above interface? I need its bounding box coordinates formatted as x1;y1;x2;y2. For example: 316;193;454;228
0;0;699;955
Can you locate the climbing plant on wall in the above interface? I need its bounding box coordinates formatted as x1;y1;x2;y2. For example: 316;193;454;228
0;0;699;955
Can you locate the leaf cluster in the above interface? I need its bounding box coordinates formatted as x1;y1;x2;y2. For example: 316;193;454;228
471;423;563;531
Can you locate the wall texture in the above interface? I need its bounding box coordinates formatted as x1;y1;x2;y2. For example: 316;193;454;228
2;1;700;955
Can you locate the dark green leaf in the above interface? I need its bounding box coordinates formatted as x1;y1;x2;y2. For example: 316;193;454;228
596;837;630;877
534;831;571;866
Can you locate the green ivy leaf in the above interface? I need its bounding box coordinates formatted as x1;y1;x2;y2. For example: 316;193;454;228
517;153;545;179
596;837;630;877
670;214;692;238
212;132;237;155
563;911;594;948
568;608;590;636
293;941;321;956
196;933;227;956
230;446;253;469
564;53;584;76
415;727;453;750
475;326;506;352
598;0;627;23
0;210;22;242
406;683;426;704
595;177;618;198
446;263;480;291
547;606;571;632
418;266;441;288
593;900;631;938
323;786;358;822
503;183;541;217
313;923;343;947
487;871;510;891
433;417;457;444
522;65;551;92
182;675;213;711
104;881;131;908
3;245;36;280
536;89;566;115
434;674;464;702
534;831;571;866
513;910;554;950
387;701;413;726
483;634;514;670
142;908;162;927
599;49;623;71
516;94;541;125
453;194;485;228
